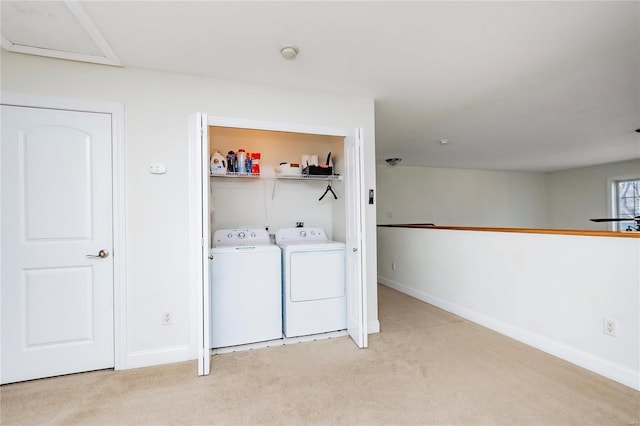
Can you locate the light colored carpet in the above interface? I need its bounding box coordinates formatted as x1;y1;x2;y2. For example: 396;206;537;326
2;284;638;425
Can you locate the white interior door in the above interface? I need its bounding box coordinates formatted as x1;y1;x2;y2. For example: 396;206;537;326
345;128;367;348
1;105;114;384
189;112;210;375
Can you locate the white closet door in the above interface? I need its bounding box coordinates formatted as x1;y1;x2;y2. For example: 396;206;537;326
345;128;367;348
1;105;114;384
189;112;210;376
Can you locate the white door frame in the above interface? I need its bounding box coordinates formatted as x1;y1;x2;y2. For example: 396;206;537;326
188;114;367;375
1;93;127;370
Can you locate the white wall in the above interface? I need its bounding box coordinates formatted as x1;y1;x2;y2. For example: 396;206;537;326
376;164;549;228
1;50;378;368
210;178;342;239
546;159;640;231
377;226;640;390
376;160;640;230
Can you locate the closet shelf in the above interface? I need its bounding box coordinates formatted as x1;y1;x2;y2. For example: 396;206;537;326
275;174;342;182
210;172;342;181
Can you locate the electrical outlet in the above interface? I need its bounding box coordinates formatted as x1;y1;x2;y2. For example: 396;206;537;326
162;311;173;325
603;317;617;337
391;261;396;271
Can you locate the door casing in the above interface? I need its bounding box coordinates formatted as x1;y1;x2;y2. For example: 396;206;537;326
1;93;126;371
188;114;368;375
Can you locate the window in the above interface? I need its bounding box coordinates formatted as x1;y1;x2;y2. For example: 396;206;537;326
613;178;640;231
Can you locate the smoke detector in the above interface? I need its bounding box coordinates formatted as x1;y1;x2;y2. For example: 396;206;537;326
385;158;402;166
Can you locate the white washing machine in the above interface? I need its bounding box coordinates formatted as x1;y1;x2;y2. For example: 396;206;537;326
210;228;282;348
276;227;347;337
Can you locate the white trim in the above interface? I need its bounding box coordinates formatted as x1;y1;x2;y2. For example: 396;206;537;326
211;330;349;355
3;43;122;67
64;1;123;66
191;114;367;370
1;2;122;67
367;319;380;334
607;177;616;231
188;113;211;376
1;93;122;115
1;93;127;371
207;115;349;138
1;35;15;51
199;113;211;376
188;115;202;365
378;276;640;391
110;102;127;371
607;174;640;232
356;128;368;345
124;345;191;370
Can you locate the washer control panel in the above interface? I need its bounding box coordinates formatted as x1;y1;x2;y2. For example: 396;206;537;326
275;227;327;243
213;228;270;246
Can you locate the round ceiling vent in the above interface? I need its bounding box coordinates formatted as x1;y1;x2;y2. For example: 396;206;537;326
280;46;299;60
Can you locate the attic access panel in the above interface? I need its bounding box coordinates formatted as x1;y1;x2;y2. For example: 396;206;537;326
1;1;121;66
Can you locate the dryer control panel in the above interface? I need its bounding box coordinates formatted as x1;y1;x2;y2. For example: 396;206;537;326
275;227;327;243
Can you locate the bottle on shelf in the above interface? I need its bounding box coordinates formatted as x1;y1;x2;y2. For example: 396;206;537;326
226;151;236;173
237;149;247;174
210;150;227;175
251;152;261;175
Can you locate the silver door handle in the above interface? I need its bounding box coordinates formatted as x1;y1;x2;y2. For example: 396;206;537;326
208;255;214;260
86;249;109;259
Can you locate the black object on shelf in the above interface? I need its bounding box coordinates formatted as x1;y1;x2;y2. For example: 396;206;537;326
303;165;333;175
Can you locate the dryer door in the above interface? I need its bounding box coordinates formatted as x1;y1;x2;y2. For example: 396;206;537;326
290;250;345;301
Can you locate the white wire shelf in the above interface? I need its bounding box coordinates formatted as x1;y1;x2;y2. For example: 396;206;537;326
210;172;342;181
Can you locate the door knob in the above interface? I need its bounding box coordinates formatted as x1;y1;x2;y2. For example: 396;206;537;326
86;249;109;259
352;248;358;252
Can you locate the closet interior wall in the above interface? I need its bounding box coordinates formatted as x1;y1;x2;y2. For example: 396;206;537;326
208;127;346;244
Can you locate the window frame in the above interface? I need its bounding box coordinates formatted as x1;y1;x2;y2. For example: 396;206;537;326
608;174;640;232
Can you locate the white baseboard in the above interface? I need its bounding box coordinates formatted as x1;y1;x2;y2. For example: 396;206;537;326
120;345;192;370
368;319;381;334
378;276;640;391
120;320;381;371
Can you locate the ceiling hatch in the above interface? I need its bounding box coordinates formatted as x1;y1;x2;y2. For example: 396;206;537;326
1;1;121;66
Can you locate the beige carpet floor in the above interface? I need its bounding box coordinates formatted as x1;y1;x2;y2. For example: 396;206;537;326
1;284;639;425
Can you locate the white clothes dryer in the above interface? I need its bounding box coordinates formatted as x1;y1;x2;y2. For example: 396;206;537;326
210;228;281;348
276;227;346;337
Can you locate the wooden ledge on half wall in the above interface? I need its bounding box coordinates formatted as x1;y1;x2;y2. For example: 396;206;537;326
377;224;640;239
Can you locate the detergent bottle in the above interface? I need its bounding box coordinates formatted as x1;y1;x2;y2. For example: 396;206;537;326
210;151;227;175
236;149;247;174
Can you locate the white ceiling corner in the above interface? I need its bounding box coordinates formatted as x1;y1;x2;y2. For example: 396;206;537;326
1;0;121;67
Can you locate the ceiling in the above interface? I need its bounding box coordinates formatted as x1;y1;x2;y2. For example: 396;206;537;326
2;1;639;172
